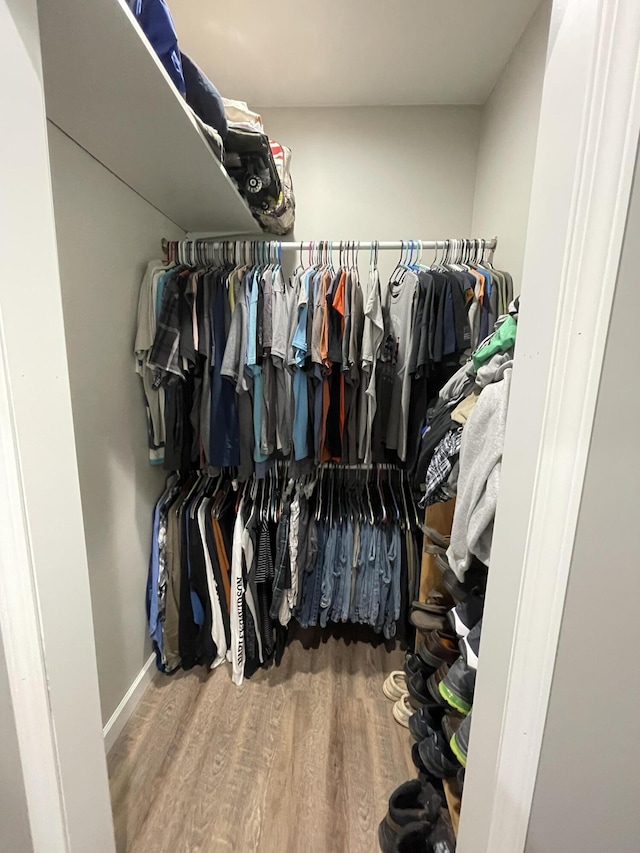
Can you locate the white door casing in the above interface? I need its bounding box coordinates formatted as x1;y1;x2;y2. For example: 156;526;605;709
0;1;115;851
458;1;640;851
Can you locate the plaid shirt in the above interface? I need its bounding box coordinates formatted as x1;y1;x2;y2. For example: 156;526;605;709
421;428;463;507
149;273;184;388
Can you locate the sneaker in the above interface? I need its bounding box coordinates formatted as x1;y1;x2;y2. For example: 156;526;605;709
404;652;436;682
439;659;476;714
408;670;435;710
414;729;461;778
460;619;482;670
393;693;414;729
426;666;451;708
447;593;484;639
450;711;472;767
383;671;408;701
377;780;443;853
441;711;465;743
417;630;460;669
408;706;442;743
417;769;445;790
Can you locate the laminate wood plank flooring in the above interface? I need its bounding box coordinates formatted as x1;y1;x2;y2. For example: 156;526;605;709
108;638;414;853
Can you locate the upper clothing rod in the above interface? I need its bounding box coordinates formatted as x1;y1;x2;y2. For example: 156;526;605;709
162;237;498;252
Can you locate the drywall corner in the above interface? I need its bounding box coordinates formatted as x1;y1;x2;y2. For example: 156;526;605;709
471;0;552;290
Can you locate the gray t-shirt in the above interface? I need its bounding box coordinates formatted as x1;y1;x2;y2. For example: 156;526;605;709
384;268;419;460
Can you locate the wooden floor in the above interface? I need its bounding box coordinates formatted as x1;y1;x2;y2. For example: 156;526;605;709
108;638;415;853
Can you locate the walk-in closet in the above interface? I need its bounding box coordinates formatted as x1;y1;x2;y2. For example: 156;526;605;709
5;1;640;852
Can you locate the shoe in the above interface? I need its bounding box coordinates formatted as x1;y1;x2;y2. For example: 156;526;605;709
419;590;455;612
422;541;447;556
427;811;457;853
460;618;482;669
450;711;472;767
417;629;460;669
434;554;470;602
378;780;443;853
417;769;445;790
436;554;488;601
414;729;461;778
393;693;413;728
395;821;433;852
441;711;465;743
439;659;476;714
447;593;484;639
457;767;465;794
408;670;435;710
410;609;445;633
408;706;442;742
423;525;451;549
410;591;454;632
426;665;451;708
383;671;408;701
404;652;436;682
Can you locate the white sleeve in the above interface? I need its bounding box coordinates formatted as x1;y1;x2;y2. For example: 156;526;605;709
230;495;246;686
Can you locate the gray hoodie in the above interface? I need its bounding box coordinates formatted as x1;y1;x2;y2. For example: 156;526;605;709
447;367;513;579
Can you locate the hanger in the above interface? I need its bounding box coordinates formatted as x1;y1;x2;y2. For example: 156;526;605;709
385;466;401;524
377;468;388;524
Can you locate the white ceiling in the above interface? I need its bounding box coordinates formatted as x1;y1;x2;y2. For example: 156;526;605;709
169;0;541;107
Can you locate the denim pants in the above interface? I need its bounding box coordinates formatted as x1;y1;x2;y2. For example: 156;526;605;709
330;522;353;623
296;523;324;628
385;525;401;639
319;525;339;627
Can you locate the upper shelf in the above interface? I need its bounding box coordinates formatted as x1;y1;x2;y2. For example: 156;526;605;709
37;0;261;236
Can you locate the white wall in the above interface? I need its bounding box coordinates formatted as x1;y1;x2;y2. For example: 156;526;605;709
47;124;183;725
259;105;480;280
524;145;640;853
471;0;551;290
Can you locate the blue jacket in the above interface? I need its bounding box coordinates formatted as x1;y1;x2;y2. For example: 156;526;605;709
127;0;185;94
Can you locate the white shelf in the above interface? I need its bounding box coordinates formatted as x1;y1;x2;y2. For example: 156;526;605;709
37;0;261;235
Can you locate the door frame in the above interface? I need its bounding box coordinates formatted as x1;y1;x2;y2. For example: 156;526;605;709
2;0;640;851
458;1;640;851
0;1;115;851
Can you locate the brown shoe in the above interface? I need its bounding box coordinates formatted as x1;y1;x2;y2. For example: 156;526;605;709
441;711;465;742
418;630;460;669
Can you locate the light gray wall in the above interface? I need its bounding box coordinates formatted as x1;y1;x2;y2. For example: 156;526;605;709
258;105;481;281
47;124;183;725
0;632;33;853
471;0;551;290
525;152;640;852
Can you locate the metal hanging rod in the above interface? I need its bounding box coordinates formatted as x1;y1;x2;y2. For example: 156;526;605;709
162;237;497;253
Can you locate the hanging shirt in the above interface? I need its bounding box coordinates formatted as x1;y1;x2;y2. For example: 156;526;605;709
358;267;384;463
383;268;419;461
291;268;312;460
244;270;267;463
209;274;240;467
134;260;172;463
271;268;293;456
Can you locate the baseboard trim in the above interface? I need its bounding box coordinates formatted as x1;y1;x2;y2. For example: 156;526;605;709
103;653;157;753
